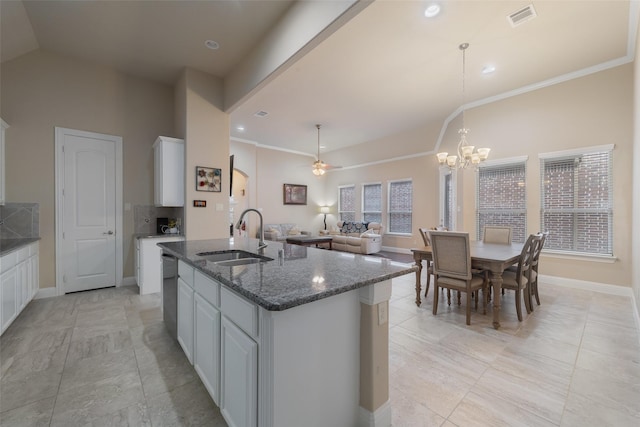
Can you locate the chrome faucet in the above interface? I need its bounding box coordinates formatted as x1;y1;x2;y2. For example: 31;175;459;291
236;208;267;250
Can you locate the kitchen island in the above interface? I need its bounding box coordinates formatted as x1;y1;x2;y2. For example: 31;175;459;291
159;237;416;427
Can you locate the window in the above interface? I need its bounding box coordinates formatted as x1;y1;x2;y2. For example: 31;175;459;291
540;145;613;255
387;179;412;234
338;185;355;222
362;183;382;223
440;168;456;230
476;160;527;243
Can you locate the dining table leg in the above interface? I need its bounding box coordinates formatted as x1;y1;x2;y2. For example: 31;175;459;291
490;271;503;329
413;253;423;306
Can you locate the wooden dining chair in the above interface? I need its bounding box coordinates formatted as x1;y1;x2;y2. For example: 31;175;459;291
501;233;542;321
430;231;487;325
528;231;548;307
483;225;512;244
418;228;434;298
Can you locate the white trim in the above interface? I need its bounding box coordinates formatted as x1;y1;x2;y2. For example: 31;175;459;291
34;287;58;300
359;279;392;306
55;127;123;296
380;246;412;255
541;275;632;297
358;400;392;427
541;250;617;263
232;136;317;159
479;155;529;168
538;144;615;159
121;276;137;286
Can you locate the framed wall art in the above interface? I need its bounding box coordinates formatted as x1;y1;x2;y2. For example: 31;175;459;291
283;183;307;205
196;166;221;192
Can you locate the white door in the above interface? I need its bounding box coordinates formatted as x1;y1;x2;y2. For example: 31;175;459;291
56;128;120;293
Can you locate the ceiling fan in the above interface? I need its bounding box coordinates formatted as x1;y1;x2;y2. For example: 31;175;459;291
312;124;340;175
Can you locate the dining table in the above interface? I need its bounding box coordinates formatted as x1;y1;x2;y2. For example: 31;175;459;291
411;241;523;329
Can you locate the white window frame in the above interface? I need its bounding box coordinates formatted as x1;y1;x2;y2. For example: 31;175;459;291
387;178;412;236
476;156;528;243
338;184;356;222
362;182;382;224
439;167;457;231
539;144;614;258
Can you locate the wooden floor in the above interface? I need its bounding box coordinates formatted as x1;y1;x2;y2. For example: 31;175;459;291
1;269;639;426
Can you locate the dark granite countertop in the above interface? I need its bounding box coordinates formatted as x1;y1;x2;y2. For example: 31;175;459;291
159;238;417;312
134;233;184;239
0;238;41;257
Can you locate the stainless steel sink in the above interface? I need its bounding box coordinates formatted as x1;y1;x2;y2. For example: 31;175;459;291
196;250;273;266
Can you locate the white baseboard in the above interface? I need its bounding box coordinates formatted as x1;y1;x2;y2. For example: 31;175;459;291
120;276;137;286
380;246;412;254
34;287;58;299
359;400;392;427
540;274;633;297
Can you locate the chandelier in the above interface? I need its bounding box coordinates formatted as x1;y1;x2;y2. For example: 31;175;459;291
437;43;490;169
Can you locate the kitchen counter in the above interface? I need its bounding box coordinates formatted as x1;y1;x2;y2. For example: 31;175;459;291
0;237;41;257
134;232;183;239
160;237;414;426
158;237;416;311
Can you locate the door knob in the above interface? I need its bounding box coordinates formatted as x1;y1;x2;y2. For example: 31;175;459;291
103;230;114;235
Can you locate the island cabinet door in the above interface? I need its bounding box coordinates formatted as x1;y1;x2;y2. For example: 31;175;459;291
194;293;221;405
177;277;194;363
220;316;257;427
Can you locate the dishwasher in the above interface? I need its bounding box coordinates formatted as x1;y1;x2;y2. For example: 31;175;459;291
161;253;178;339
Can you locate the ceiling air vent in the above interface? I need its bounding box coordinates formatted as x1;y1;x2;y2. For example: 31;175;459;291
507;4;537;27
254;110;269;117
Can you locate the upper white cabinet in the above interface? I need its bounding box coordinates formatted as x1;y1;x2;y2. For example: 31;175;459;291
1;118;8;205
153;136;184;207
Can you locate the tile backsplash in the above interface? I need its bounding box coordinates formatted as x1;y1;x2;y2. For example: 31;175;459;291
0;202;40;239
134;205;184;235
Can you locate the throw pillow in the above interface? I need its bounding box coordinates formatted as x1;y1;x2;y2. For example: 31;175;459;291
288;227;301;236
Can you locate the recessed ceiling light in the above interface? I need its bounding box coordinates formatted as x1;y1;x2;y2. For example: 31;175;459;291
205;40;219;50
482;65;496;75
424;3;441;18
236;126;245;132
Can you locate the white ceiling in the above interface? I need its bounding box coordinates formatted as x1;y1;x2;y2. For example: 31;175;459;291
1;0;636;158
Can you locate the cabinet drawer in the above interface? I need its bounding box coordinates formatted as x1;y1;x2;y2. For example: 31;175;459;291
220;287;258;338
178;260;194;288
195;271;219;307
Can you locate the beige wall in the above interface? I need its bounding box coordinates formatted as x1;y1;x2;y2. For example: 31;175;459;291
180;68;230;240
248;65;637;286
633;25;640;314
1;50;175;288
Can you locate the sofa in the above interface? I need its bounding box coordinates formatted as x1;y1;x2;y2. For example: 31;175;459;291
263;223;310;241
323;221;383;254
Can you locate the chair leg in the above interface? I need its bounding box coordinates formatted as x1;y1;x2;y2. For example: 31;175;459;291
474;289;479;309
533;280;540;305
515;289;523;321
424;262;431;298
524;285;532;314
466;292;472;325
447;289;451;306
457;291;462;306
482;287;487;315
433;284;439;315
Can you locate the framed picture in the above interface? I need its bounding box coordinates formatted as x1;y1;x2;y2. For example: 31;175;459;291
283;183;307;205
196;166;221;192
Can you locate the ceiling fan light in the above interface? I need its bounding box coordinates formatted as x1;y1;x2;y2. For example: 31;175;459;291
313;167;325;176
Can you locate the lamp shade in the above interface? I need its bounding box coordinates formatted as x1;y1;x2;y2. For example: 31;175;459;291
320;206;330;214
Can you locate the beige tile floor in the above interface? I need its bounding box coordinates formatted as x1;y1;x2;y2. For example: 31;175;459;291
0;269;639;426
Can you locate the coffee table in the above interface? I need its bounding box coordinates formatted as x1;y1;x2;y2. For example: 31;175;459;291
285;235;333;250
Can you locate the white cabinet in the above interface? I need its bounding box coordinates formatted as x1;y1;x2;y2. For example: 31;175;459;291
1;242;38;335
221;316;258;427
177;260;194;363
1;265;18;332
153;136;184;207
194;292;221;404
0;118;8;205
136;236;184;295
